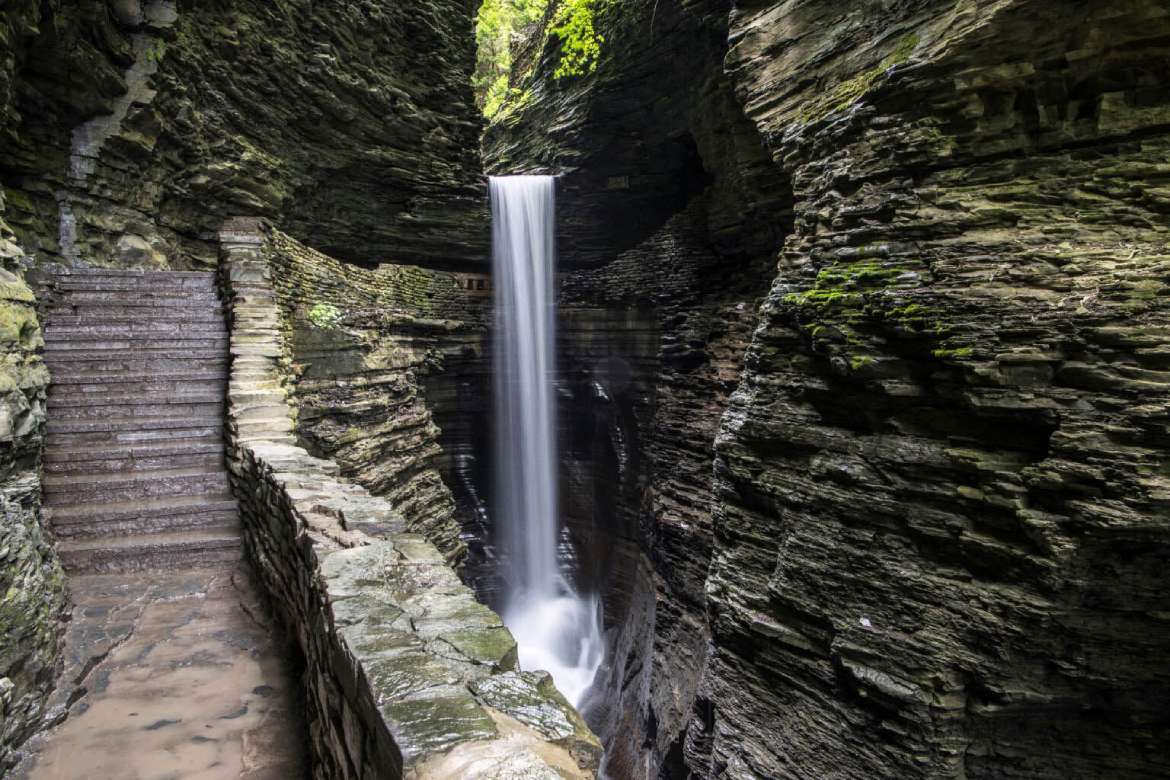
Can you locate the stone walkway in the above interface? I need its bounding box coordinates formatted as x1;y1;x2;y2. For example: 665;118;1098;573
16;563;305;780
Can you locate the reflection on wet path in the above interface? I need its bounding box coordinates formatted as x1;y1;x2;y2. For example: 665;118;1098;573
18;564;305;780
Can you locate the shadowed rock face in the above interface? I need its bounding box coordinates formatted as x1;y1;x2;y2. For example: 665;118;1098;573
485;1;794;775
698;2;1170;777
1;0;486;271
0;216;64;775
488;0;1170;777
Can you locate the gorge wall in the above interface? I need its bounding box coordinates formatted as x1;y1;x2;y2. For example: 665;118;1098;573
0;218;64;774
1;0;485;271
703;2;1170;777
0;0;494;770
261;229;492;564
0;0;1167;777
487;0;1170;777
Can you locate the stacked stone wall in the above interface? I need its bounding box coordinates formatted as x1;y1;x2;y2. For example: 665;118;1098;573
220;219;600;779
259;229;490;563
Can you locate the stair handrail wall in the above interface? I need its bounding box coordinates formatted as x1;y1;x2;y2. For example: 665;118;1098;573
217;217;601;779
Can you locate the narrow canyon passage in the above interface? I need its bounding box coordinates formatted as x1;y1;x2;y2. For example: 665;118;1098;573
0;1;1167;778
12;268;307;778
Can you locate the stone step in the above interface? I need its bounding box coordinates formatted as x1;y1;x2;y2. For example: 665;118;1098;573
52;274;216;292
43;356;229;374
45;449;223;476
56;528;242;574
46;309;226;325
51;290;221;306
49;401;224;420
48;415;222;434
44;468;230;504
48;493;238;524
51;269;214;279
48;423;223;447
45;336;228;351
232;416;295;440
45;323;228;341
45;346;226;360
44;437;224;465
49;387;224;405
52;506;239;540
49;370;228;387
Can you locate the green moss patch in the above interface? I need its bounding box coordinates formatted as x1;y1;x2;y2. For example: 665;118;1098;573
799;33;920;124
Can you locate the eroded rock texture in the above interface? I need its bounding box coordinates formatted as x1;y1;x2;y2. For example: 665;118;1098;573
0;217;65;773
490;0;1170;778
263;231;491;563
485;1;792;775
222;223;601;778
699;2;1170;777
1;0;485;270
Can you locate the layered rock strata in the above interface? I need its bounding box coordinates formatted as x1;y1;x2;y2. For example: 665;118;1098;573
698;2;1170;777
485;0;793;774
2;0;485;270
262;230;492;564
220;218;600;778
488;0;1170;778
0;217;64;774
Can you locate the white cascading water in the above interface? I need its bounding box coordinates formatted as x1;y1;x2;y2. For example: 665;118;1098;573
490;175;603;708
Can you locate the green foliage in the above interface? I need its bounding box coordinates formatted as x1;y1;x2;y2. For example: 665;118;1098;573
145;40;166;65
473;0;610;117
307;302;342;330
549;0;604;79
474;0;550;118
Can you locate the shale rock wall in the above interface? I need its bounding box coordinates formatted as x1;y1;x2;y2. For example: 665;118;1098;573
489;0;1170;778
221;220;601;779
1;0;485;271
699;2;1170;777
0;215;65;774
487;1;793;774
261;229;491;564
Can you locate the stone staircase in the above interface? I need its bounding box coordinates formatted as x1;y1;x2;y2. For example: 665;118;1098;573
40;268;241;573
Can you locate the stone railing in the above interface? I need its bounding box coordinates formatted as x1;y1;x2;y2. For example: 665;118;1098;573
218;218;600;779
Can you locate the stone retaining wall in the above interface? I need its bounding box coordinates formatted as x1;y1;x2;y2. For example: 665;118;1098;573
219;218;600;779
261;230;491;564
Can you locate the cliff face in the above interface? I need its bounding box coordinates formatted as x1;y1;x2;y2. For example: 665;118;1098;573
2;0;485;271
0;216;65;773
486;1;792;775
263;230;491;563
488;0;1170;777
0;11;68;768
0;0;489;768
701;2;1170;777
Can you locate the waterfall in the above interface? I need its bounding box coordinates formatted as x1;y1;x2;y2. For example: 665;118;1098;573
490;175;603;709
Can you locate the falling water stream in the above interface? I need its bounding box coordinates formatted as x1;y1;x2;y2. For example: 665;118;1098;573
490;175;604;708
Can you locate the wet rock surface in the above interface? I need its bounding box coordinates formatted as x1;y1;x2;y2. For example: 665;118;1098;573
263;230;491;565
485;1;793;774
696;2;1170;777
221;220;600;778
15;563;305;780
489;0;1170;777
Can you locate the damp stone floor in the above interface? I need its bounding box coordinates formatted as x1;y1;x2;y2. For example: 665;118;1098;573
16;563;305;780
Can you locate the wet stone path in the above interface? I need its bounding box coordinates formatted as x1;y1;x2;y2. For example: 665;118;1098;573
16;563;305;780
